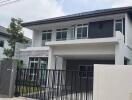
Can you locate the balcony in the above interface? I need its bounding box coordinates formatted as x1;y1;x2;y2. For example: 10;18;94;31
45;31;123;46
40;19;124;47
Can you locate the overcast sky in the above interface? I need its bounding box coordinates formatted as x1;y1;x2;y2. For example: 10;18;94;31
0;0;132;38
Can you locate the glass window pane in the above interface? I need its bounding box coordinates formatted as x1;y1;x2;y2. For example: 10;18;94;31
30;58;34;61
82;27;87;38
62;32;67;40
42;33;46;40
35;58;38;61
77;33;81;39
56;32;61;40
34;63;38;69
0;41;4;47
30;63;34;68
80;66;86;71
116;23;122;32
47;33;51;41
77;27;82;33
79;66;87;78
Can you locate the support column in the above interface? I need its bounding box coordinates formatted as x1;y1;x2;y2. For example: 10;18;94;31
56;56;64;70
48;47;56;69
115;31;124;65
115;43;124;65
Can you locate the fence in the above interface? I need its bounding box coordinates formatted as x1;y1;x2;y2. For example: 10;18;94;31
15;68;93;100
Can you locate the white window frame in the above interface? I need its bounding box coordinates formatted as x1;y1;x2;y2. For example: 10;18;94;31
56;29;68;41
114;19;123;34
28;57;48;81
75;24;88;39
69;26;75;40
42;31;52;42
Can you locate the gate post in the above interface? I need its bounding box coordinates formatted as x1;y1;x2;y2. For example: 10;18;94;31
0;59;17;98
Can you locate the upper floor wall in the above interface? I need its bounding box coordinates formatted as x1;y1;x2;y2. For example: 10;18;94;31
32;13;126;47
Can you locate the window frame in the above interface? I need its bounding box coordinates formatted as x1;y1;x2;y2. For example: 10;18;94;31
42;31;52;42
28;57;48;81
76;24;88;39
115;19;123;33
56;28;68;41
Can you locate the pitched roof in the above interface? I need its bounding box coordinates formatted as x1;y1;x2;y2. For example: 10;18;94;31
0;26;31;40
22;6;132;27
0;26;10;37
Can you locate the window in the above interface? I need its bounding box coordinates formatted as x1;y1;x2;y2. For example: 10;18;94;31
56;28;67;41
29;57;48;81
42;30;52;41
76;25;88;39
29;57;48;69
0;40;4;47
79;65;93;78
89;20;114;38
115;19;123;33
124;58;129;65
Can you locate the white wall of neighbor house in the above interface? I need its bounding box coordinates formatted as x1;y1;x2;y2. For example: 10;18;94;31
0;36;10;60
93;65;132;100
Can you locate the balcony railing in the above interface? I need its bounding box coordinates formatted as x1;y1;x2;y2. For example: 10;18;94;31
42;31;124;46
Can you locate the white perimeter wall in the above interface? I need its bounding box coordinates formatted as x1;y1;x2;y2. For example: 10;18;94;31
93;65;132;100
125;13;132;49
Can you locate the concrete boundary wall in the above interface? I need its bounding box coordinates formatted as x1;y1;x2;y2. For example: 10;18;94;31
93;64;132;100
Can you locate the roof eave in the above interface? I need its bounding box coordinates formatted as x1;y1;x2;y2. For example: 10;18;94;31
22;7;132;27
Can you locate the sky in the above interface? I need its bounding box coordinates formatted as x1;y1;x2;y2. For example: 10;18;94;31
0;0;132;38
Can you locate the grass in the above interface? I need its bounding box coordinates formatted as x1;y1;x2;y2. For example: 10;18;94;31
16;86;45;95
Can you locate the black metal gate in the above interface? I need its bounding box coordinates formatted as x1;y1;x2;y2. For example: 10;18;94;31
15;68;93;100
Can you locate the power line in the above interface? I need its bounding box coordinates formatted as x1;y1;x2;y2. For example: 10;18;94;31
0;0;12;4
0;0;21;7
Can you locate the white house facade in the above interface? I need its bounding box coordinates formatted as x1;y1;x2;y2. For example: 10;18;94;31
19;7;132;71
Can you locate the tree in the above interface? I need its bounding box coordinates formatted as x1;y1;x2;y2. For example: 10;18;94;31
3;18;28;58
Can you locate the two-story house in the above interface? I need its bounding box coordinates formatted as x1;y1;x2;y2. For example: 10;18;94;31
20;7;132;72
13;7;132;100
0;26;31;60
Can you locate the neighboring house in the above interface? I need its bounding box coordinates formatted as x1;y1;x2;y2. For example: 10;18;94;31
19;6;132;71
0;26;31;60
0;26;11;60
